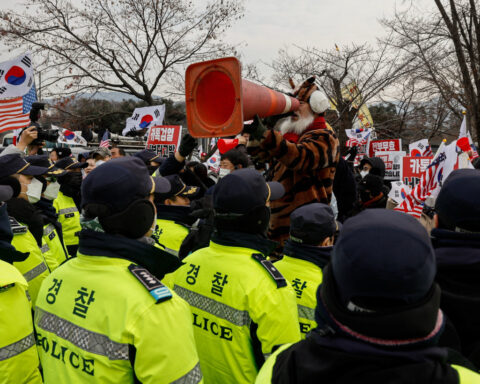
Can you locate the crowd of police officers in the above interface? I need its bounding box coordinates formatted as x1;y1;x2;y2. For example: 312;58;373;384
3;110;480;384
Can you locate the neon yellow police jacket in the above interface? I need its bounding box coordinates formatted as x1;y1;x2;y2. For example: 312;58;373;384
171;237;301;384
274;254;324;338
34;251;203;384
11;222;50;306
0;260;42;384
53;191;81;249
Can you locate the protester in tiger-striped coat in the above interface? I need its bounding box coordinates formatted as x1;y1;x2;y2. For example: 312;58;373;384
246;77;340;245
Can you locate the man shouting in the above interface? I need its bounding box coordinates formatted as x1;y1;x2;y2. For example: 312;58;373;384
247;77;340;245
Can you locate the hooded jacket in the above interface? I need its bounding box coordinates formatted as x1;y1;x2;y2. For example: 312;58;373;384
432;228;480;368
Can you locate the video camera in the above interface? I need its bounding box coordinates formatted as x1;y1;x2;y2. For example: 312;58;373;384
28;102;59;145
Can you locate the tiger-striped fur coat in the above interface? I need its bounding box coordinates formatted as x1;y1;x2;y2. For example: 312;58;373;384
248;123;340;245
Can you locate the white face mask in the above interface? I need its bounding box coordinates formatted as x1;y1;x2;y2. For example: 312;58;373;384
43;181;60;200
22;178;43;204
218;168;231;179
360;170;369;178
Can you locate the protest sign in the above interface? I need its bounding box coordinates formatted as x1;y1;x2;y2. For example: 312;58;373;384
369;139;401;156
401;156;433;189
146;125;182;157
374;151;405;180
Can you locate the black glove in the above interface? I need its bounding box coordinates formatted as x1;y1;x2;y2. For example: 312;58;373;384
178;133;198;158
242;115;267;141
344;146;358;161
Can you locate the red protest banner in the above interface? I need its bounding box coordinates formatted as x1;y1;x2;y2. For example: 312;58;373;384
402;156;433;189
146;125;182;157
369;139;402;156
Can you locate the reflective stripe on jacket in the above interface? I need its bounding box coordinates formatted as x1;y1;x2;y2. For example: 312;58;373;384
274;255;323;338
12;226;50;305
172;241;301;384
41;223;68;271
34;252;203;384
0;260;42;384
53;191;81;248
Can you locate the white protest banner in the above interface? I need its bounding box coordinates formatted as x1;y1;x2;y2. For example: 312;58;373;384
369;139;402;156
0;52;34;99
375;151;405;180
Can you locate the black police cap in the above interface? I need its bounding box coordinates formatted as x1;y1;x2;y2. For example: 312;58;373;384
435;169;480;232
290;203;337;245
0;154;49;178
213;168;284;214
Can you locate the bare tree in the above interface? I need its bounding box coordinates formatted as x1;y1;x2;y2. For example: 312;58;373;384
0;0;244;104
382;0;480;140
269;41;412;148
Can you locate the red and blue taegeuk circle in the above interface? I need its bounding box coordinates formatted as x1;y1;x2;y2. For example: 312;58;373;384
139;115;153;129
64;130;75;140
5;66;26;86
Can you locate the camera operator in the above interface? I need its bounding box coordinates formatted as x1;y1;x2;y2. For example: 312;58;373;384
0;102;59;158
0;126;38;158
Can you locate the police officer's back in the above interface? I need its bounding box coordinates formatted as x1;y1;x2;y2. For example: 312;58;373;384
0;180;42;383
1;154;51;305
275;203;337;338
171;168;301;384
256;209;480;384
432;169;480;367
34;157;203;383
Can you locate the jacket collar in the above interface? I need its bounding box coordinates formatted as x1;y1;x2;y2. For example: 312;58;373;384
283;239;332;269
155;204;195;227
211;230;278;256
0;204;29;264
431;228;480;265
78;229;182;279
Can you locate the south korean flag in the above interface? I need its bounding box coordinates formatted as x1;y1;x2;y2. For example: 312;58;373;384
0;52;35;99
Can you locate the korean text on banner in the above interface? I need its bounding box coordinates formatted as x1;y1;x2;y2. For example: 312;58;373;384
402;156;433;189
146;125;182;157
369;139;402;156
375;151;405;180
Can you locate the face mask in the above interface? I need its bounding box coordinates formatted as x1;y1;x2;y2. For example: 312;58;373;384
218;168;231;179
23;178;43;204
43;181;60;200
360;170;369;178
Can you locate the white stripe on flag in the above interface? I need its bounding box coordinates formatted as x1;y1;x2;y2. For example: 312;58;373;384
0;97;29;133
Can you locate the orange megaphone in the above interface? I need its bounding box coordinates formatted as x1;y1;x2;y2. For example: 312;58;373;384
185;57;300;138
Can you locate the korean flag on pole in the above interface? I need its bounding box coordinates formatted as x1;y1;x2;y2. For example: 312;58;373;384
122;105;165;136
0;52;34;99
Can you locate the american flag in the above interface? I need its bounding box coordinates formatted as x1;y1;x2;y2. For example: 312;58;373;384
0;84;36;134
99;129;111;148
395;141;457;218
